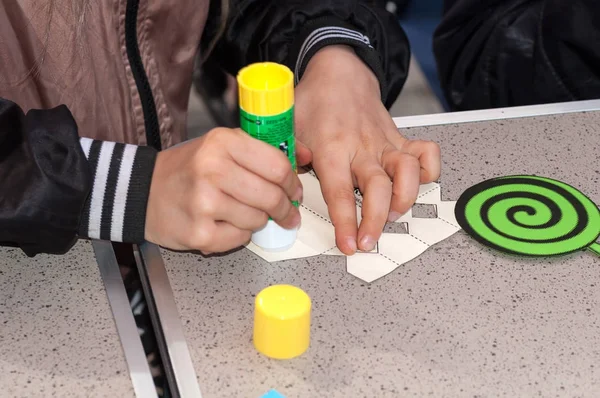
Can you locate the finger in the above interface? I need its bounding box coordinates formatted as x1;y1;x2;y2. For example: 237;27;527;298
227;130;303;201
378;116;441;184
296;140;313;167
313;150;358;255
191;220;252;254
398;139;441;183
353;156;392;252
209;192;269;231
382;149;421;221
218;159;301;229
297;165;311;174
378;109;408;148
214;221;252;251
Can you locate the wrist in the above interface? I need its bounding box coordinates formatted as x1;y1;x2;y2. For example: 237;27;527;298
302;45;381;98
285;18;388;103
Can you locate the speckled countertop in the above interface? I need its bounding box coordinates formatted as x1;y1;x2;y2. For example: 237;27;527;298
163;111;600;397
0;240;134;397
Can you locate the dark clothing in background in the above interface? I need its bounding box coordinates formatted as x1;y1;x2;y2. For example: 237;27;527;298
434;0;600;110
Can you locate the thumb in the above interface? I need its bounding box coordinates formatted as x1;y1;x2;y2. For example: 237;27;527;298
295;139;313;167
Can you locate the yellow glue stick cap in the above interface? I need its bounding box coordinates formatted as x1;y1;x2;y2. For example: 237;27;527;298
237;62;294;116
253;284;311;359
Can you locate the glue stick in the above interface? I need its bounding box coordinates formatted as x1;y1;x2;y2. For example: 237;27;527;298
237;62;298;251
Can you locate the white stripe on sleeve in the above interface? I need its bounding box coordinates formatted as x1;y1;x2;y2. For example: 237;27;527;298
87;141;116;239
79;137;93;158
110;144;138;241
294;27;373;84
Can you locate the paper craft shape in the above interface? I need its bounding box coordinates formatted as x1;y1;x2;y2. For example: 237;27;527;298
454;175;600;257
246;172;461;283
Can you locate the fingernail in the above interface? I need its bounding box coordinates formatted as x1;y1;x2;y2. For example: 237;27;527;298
388;211;402;222
345;237;357;253
291;212;301;228
294;186;303;202
360;236;376;252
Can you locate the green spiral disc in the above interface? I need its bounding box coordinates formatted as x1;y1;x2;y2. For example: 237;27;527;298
455;175;600;256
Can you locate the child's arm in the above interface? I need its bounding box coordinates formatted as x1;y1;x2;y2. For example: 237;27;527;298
0;98;157;256
201;1;442;255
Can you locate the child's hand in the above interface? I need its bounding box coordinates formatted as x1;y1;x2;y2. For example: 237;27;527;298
294;45;441;255
145;128;302;254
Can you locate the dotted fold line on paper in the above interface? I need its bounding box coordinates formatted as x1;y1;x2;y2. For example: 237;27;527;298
417;186;440;200
438;216;462;231
300;204;333;225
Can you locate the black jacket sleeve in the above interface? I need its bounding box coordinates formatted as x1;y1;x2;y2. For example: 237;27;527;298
433;0;600;111
202;0;410;109
0;98;156;256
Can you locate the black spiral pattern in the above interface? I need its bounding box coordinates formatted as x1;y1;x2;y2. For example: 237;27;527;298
454;176;600;256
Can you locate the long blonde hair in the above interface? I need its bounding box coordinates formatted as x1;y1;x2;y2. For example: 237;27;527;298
202;0;230;61
64;0;231;58
1;1;90;86
7;0;228;86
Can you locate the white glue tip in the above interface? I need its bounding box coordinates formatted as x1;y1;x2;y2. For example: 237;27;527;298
251;220;297;252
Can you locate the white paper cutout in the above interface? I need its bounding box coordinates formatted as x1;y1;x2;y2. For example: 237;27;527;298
246;172;461;283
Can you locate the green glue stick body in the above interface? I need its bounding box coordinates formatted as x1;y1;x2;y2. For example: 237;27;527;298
237;62;298;252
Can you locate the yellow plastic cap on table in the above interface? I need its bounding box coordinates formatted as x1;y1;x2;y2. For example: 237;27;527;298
237;62;294;116
253;284;311;359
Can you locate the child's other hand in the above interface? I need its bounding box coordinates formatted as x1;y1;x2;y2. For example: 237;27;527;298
145;128;302;254
294;45;441;255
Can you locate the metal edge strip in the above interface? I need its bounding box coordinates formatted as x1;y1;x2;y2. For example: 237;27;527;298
138;242;203;398
92;240;158;398
393;99;600;128
132;245;181;397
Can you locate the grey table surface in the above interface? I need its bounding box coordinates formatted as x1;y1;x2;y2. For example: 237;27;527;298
162;110;600;397
0;240;134;397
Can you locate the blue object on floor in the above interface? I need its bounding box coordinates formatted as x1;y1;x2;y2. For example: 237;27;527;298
261;389;286;398
399;0;449;110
